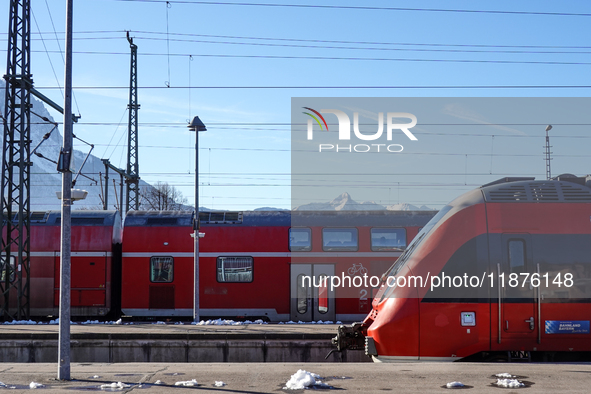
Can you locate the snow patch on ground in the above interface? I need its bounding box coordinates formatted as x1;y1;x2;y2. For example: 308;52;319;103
175;379;199;386
495;379;524;388
283;370;330;390
100;382;130;390
281;320;341;324
2;320;41;325
214;381;226;387
446;381;464;388
4;318;298;326
29;382;44;389
193;319;267;325
3;319;124;325
495;373;515;378
154;380;163;385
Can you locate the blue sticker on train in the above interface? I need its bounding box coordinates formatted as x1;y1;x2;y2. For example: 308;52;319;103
545;320;590;334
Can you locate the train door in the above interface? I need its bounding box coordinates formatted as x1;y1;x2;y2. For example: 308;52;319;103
290;264;335;322
54;252;108;308
501;234;537;339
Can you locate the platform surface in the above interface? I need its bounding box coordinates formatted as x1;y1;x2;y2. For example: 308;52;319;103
0;323;356;363
0;362;589;393
0;322;337;339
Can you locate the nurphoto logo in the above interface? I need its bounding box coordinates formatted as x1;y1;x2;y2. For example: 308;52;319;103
303;107;418;153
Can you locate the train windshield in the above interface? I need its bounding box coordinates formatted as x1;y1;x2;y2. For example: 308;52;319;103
380;205;453;298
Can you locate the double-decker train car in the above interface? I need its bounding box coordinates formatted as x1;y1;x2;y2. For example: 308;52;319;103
2;209;436;322
333;174;591;361
1;211;122;318
121;210;437;322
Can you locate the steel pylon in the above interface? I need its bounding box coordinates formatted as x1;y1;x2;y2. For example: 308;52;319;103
1;0;32;320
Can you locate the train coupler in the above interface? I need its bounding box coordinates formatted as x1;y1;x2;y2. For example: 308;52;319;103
327;322;368;359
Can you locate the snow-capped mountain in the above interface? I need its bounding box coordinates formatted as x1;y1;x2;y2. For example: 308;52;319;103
294;192;434;211
386;203;434;211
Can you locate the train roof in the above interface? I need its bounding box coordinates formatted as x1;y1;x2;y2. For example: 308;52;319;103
5;210;121;226
123;209;438;227
480;174;591;203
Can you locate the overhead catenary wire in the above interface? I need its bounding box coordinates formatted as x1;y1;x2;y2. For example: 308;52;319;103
25;171;554;177
11;30;591;51
118;30;591;51
32;34;591;55
29;84;591;89
25;180;502;187
16;49;591;65
23;143;591;158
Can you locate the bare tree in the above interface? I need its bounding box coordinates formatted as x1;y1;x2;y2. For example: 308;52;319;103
140;182;191;211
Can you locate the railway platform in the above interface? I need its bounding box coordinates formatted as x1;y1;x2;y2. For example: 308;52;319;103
0;323;368;363
0;361;590;393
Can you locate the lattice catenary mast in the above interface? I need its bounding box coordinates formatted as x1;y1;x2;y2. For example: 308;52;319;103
1;0;32;320
126;31;140;211
545;125;552;180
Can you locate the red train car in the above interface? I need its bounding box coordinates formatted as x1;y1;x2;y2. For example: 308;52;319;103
1;210;122;318
121;210;436;322
333;175;591;361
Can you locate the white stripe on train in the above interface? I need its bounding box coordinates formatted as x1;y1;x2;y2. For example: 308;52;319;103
121;252;402;258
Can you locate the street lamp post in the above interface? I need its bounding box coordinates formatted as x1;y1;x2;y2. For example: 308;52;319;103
188;116;207;322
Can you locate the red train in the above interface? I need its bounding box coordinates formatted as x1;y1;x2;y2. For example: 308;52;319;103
6;211;123;318
2;209;436;322
333;174;591;361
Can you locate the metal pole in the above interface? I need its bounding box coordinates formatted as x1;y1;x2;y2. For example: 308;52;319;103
104;164;109;210
193;129;199;322
120;174;124;217
58;0;73;381
545;125;552;180
188;116;205;322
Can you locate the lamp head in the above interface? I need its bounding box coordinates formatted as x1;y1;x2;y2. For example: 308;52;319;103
545;125;552;132
188;116;207;132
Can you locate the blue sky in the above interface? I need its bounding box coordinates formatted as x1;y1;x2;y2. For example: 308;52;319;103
1;0;590;210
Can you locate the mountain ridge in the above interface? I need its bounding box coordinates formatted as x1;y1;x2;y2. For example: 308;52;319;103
293;192;434;211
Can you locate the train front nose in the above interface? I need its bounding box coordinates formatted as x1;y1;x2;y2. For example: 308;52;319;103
366;296;420;361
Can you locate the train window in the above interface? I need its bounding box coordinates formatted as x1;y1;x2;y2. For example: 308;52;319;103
210;212;225;222
318;274;328;314
290;228;312;251
0;256;16;283
147;217;177;225
224;212;240;222
55;217;105;225
322;228;358;251
508;240;525;273
150;256;174;283
297;274;308;314
217;256;253;283
371;228;407;251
